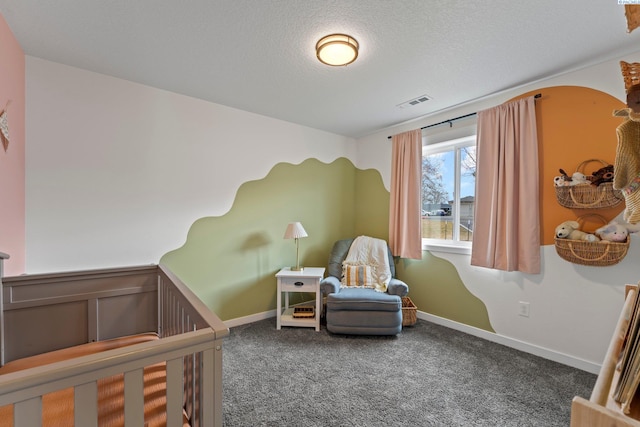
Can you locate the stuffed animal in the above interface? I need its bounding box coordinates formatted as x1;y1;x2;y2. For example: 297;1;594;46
595;222;629;243
554;169;590;187
554;169;572;187
554;169;570;187
570;172;590;186
590;164;614;187
555;220;600;242
612;210;640;234
554;175;570;187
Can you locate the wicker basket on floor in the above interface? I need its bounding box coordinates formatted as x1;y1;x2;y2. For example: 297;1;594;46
402;297;417;326
554;159;623;209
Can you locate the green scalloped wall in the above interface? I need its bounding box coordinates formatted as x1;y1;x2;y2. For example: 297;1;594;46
161;157;358;320
395;253;493;330
161;157;493;332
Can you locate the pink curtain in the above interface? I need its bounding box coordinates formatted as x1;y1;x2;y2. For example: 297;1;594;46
389;129;422;259
471;96;540;273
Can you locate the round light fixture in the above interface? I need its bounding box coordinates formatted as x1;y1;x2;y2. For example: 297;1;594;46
316;34;359;66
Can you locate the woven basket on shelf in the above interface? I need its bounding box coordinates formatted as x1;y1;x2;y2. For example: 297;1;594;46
554;214;630;267
554;159;623;209
401;297;417;326
621;60;640;90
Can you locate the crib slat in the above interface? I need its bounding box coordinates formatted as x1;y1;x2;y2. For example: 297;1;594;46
124;368;144;426
184;352;195;421
14;396;41;427
166;357;184;427
75;382;98;427
202;346;216;426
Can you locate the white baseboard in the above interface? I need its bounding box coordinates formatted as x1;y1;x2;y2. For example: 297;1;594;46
225;310;276;328
417;310;601;374
224;308;600;374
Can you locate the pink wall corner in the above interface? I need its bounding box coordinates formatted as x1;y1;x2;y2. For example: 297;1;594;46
0;13;25;275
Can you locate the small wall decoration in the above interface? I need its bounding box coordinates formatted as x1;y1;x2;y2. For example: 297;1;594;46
620;61;640;90
626;5;640;33
0;100;10;152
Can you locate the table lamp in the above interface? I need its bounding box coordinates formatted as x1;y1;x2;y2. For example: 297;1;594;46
283;222;308;271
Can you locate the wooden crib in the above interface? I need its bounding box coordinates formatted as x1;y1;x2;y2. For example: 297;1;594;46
0;253;228;426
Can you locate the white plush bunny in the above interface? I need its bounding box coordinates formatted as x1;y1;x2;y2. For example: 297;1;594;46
569;172;589;186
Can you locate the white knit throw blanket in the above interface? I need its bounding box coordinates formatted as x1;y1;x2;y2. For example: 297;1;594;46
343;236;391;292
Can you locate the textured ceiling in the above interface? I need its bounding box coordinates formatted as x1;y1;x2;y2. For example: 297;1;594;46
1;1;640;138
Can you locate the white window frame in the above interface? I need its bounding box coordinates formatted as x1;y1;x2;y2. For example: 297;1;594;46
422;135;476;255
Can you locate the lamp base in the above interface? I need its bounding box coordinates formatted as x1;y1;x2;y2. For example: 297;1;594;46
290;266;304;271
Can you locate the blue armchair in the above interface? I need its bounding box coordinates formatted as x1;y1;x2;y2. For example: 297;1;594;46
320;238;409;335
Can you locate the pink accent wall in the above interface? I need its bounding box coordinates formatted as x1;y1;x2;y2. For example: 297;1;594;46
0;14;25;275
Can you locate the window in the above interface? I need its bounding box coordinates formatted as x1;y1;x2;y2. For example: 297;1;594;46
422;135;476;254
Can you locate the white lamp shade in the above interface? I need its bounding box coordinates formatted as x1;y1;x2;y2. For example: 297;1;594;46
283;222;308;239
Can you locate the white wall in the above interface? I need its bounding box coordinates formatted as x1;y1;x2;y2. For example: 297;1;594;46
25;57;355;273
356;52;640;370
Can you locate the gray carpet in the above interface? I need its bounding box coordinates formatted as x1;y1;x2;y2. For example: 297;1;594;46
223;318;596;426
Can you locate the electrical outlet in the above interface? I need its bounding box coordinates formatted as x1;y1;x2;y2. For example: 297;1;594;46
518;301;530;317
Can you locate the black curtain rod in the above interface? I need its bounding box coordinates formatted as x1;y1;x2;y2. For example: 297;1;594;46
387;93;541;139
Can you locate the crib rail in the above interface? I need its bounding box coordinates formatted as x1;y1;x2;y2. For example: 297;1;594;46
157;265;228;426
158;265;227;338
0;260;229;427
0;329;218;426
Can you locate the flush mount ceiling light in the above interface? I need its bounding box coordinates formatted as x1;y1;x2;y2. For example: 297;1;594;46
316;34;359;66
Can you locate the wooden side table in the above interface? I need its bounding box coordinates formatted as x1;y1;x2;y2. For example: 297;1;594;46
275;267;325;331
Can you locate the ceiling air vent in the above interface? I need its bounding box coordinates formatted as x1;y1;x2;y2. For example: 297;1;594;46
397;94;431;109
